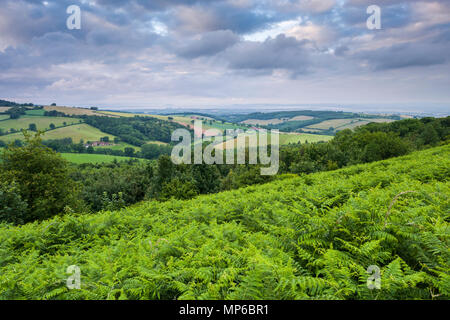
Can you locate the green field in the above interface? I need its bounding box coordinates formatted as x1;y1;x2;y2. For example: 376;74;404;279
1;148;139;164
44;106;103;116
0;115;9;121
146;140;169;146
25;109;46;116
279;133;332;144
242;116;315;126
0;123;115;143
61;153;140;164
94;142;142;152
307;118;395;131
96;111;140;118
0;145;448;299
0;116;81;133
207;121;248;131
216;132;333;150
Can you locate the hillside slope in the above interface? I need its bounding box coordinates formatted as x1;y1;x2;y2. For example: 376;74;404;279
0;145;449;300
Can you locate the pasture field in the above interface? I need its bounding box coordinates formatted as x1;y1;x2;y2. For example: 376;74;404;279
290;115;315;121
43;106;103;116
25;109;46;116
0;116;81;133
0;115;9;121
96;112;203;121
94;111;134;118
146;140;169;146
206;121;248;131
0;107;11;112
337;118;394;131
94;142;142;152
242;118;286;125
279;133;333;144
335;120;375;131
307;118;359;130
307;118;394;131
0;124;115;143
215;132;333;150
41;124;115;143
242;115;314;126
61;153;140;164
300;128;322;133
150;114;206;125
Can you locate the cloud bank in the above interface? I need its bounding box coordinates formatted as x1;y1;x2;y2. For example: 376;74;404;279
0;0;449;108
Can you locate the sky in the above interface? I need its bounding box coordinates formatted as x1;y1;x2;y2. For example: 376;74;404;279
1;0;450;113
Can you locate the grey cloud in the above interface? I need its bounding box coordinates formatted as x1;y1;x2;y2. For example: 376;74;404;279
355;42;448;70
168;4;281;35
334;45;349;57
95;0;226;12
0;32;89;70
175;30;240;58
222;34;312;76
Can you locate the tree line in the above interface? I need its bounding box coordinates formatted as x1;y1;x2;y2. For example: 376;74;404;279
38;137;173;160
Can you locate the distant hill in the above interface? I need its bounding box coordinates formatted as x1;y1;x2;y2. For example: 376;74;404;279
219;110;400;134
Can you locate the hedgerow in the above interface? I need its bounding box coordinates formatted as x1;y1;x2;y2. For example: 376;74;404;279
0;145;448;300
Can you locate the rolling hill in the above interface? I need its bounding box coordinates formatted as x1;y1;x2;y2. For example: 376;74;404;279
0;123;115;144
0;116;82;133
221;110;400;134
43;106;106;117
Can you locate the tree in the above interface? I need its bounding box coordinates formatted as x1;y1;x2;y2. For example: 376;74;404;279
0;131;81;223
49;123;56;130
124;147;135;157
28;123;37;132
0;180;28;225
13;139;23;147
159;177;198;201
9;112;20;119
141;143;159;159
358;132;409;163
192;164;221;194
420;124;439;146
141;143;171;159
